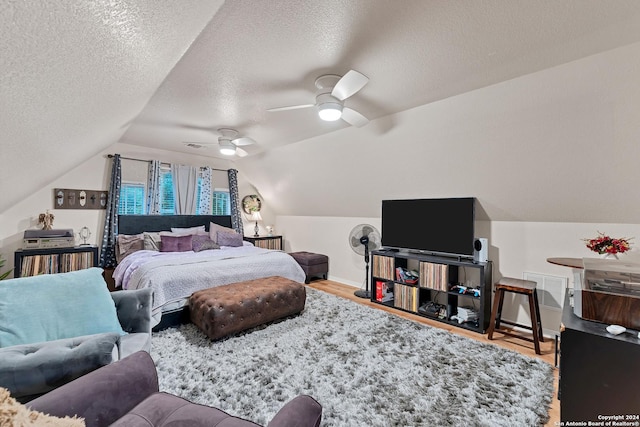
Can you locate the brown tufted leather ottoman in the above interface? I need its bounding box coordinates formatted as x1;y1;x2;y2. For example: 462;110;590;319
289;252;329;284
189;276;306;340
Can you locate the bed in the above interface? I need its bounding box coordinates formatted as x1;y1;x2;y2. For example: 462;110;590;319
114;215;306;328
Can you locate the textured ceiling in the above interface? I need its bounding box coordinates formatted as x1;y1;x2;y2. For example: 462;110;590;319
3;0;640;214
121;0;640;157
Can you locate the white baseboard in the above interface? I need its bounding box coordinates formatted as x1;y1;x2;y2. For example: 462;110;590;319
326;275;361;289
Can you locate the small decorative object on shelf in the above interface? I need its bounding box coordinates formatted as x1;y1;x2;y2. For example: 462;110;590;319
266;225;274;236
78;226;92;245
38;210;55;230
583;231;632;259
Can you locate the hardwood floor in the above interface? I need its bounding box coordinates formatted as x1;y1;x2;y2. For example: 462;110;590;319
308;279;560;426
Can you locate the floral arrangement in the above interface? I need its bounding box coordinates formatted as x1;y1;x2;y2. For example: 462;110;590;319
583;232;632;255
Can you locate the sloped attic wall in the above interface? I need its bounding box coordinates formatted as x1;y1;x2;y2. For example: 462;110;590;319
236;41;640;334
239;40;640;224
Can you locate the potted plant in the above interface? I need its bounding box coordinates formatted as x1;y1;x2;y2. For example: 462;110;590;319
0;253;12;280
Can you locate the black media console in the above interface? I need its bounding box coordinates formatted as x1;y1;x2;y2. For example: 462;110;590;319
370;249;492;334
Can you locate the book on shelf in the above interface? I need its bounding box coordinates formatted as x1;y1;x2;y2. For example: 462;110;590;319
393;283;418;312
419;262;449;291
19;249;95;277
373;255;394;280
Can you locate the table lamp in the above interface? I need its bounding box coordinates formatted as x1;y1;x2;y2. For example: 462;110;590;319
250;211;262;237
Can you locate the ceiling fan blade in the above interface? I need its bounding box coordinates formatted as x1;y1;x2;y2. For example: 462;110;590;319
342;107;369;128
232;137;255;146
236;147;249;157
331;70;369;101
267;104;315;112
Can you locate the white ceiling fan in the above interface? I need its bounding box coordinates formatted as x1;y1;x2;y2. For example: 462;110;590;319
267;70;370;128
184;128;255;157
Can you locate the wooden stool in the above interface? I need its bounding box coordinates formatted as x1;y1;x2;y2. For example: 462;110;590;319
487;277;544;354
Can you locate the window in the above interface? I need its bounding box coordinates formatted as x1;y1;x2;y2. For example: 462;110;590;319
159;169;175;214
119;182;146;215
119;167;229;215
212;190;231;215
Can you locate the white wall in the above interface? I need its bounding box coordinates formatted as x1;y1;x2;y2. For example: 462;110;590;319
237;41;640;223
234;41;640;335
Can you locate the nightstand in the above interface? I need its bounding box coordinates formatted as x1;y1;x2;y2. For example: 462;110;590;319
243;235;282;250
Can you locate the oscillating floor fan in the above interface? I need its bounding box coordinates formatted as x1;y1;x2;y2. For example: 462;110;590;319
349;224;382;298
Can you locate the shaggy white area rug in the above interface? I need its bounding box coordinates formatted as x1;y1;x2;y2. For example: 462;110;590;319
151;288;554;426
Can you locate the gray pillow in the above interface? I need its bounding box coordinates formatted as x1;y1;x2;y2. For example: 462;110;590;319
192;235;220;252
143;232;161;251
116;234;144;263
209;222;236;243
216;231;243;247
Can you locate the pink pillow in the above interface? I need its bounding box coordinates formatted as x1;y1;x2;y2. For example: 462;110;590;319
160;234;193;252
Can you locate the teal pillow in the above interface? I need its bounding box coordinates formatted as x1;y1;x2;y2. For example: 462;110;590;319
0;267;125;347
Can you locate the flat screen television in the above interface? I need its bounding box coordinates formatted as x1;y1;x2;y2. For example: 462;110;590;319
381;197;475;258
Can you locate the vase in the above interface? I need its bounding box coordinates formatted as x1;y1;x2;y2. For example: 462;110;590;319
600;253;619;260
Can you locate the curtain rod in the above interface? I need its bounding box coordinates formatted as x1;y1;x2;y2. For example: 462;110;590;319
106;154;228;172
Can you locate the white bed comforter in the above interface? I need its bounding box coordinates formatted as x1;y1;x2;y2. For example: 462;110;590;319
113;246;306;315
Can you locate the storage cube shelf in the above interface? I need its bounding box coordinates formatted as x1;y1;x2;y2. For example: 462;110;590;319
14;246;99;278
370;250;492;334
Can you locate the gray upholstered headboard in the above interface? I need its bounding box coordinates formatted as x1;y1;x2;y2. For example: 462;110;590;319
118;215;232;235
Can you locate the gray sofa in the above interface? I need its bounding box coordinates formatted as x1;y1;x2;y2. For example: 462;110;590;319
28;351;323;427
0;287;152;402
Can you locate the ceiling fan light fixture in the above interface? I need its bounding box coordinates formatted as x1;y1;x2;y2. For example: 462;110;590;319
318;102;343;121
219;139;236;155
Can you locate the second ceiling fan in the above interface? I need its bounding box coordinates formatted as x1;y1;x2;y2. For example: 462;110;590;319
268;69;370;128
183;128;255;157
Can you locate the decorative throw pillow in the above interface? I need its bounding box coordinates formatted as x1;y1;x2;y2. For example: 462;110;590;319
216;231;243;247
143;232;162;251
209;222;236;243
160;234;193;252
0;268;125;347
170;226;207;235
192;235;220;252
116;234;144;263
0;387;85;426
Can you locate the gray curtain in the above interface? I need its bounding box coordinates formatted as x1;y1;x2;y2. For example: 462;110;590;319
100;154;121;268
198;167;212;214
146;160;160;215
228;169;243;234
171;164;198;214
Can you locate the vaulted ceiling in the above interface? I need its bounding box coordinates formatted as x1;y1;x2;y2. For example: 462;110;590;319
3;0;640;214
